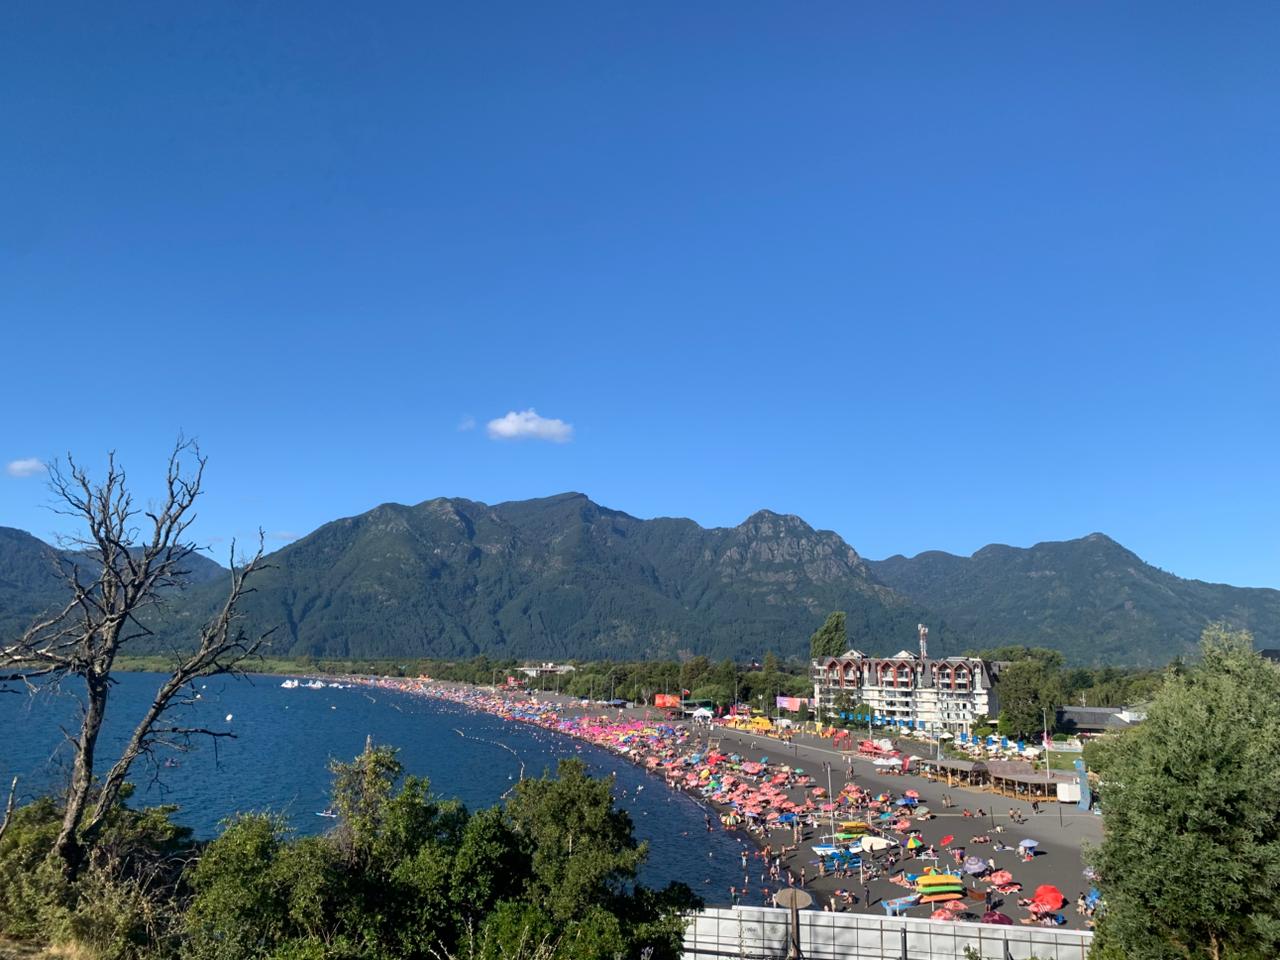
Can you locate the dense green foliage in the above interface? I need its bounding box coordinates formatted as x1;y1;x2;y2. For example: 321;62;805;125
0;745;696;960
8;498;1279;668
1088;625;1280;960
3;494;928;664
149;494;925;663
873;533;1280;664
994;659;1064;739
974;646;1160;735
808;611;848;659
0;787;191;958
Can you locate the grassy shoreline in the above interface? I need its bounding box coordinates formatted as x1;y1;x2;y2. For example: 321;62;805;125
113;655;399;677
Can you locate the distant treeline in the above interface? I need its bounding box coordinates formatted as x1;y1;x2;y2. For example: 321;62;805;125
118;648;1163;729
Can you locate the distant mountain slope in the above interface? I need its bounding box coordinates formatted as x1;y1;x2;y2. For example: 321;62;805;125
0;525;226;639
0;526;66;640
870;533;1280;664
153;493;929;661
6;507;1277;665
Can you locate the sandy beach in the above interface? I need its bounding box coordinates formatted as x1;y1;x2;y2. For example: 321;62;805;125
354;678;1100;931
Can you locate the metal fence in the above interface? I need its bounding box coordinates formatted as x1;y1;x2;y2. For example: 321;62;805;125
683;906;1093;960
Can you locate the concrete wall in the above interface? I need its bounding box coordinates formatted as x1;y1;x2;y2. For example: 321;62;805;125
683;906;1093;960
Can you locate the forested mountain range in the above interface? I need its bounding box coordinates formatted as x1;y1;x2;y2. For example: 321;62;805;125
0;525;226;641
871;533;1280;665
2;494;1276;665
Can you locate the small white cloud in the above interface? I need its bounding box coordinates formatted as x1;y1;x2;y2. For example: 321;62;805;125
269;530;300;542
6;457;46;478
486;409;574;443
457;415;476;432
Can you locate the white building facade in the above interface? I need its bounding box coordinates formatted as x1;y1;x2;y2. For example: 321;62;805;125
811;638;999;734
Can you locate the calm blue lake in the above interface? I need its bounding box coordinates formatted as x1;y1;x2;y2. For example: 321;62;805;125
0;673;747;900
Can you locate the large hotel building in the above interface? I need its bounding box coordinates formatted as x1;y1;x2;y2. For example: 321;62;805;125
810;625;1000;734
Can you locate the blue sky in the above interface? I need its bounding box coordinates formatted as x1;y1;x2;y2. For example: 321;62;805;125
2;2;1277;587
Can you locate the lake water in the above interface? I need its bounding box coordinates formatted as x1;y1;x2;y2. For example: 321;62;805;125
0;673;748;900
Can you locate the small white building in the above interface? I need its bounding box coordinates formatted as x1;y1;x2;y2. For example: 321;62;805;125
516;662;577;679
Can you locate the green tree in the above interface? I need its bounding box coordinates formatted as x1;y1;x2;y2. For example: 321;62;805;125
809;611;848;659
689;683;731;707
1089;625;1280;960
504;759;645;923
679;656;711;693
996;659;1063;739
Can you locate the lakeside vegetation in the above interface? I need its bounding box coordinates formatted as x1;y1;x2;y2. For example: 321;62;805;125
0;743;696;960
117;644;1164;746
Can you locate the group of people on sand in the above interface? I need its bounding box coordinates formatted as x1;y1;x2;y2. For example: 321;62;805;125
352;677;1091;929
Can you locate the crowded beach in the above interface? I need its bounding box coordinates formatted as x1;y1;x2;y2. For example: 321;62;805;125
352;677;1100;930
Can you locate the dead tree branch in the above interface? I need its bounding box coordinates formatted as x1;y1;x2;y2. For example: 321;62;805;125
0;440;271;875
0;776;17;846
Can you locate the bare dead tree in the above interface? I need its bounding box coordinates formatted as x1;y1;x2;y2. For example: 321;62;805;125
0;776;17;846
0;440;272;876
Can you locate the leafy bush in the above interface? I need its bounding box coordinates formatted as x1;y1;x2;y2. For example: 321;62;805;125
0;792;188;959
2;745;696;960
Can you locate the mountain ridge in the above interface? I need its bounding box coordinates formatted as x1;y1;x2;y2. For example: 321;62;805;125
2;494;1276;665
870;532;1280;665
0;526;227;640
